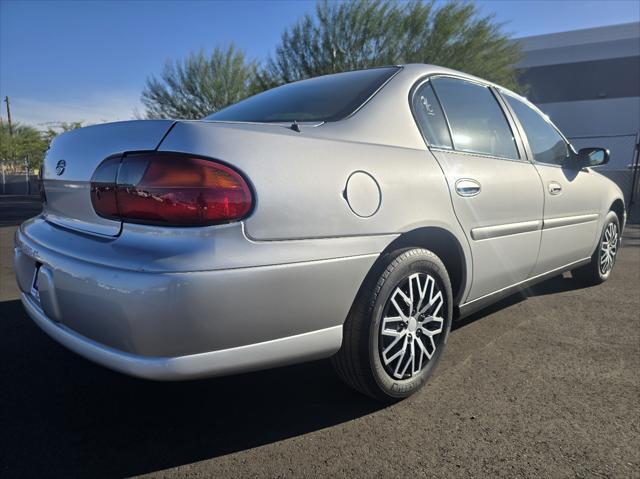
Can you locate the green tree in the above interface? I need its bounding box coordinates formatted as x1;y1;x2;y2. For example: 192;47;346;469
257;0;522;91
0;121;82;172
141;45;258;119
0;123;47;171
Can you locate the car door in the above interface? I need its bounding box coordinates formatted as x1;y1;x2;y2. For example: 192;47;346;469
500;91;602;276
411;77;544;302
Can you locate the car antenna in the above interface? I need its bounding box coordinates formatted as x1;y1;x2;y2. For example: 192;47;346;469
290;121;301;133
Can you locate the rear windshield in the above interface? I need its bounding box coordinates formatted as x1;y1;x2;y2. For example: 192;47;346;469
205;67;400;123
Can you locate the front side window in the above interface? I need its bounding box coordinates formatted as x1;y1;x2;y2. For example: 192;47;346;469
206;67;400;123
412;81;452;149
431;77;519;160
503;93;569;166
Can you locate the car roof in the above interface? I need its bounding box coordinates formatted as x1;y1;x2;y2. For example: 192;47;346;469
301;63;527;151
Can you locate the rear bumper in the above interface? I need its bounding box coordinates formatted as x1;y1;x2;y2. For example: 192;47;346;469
20;292;342;380
15;217;390;378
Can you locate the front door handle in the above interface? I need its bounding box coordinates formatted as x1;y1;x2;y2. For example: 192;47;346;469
455;178;481;197
548;182;562;195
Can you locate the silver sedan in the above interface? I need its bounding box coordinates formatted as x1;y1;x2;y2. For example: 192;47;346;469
14;64;625;401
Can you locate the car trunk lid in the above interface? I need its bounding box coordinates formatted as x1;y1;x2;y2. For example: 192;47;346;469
42;120;175;236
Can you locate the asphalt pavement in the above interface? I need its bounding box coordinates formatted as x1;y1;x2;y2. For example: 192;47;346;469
1;196;638;478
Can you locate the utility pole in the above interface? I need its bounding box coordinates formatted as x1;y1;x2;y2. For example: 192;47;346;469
4;96;13;136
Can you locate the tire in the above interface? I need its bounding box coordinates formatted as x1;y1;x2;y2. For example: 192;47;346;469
572;211;620;285
332;248;453;402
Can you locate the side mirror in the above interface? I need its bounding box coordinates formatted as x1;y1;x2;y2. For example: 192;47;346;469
577;147;609;168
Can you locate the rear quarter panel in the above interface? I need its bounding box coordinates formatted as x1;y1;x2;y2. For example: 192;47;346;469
158;65;477;302
158;121;462;242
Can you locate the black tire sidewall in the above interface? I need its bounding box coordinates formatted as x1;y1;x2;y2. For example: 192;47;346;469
368;250;453;399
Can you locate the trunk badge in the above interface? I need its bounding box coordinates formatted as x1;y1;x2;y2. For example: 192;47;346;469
55;160;66;175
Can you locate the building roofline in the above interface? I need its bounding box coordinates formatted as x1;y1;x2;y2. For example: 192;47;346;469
516;22;640;51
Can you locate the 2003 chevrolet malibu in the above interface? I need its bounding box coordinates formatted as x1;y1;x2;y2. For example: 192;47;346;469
15;64;625;401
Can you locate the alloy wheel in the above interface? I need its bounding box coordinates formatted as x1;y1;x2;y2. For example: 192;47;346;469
378;272;445;380
600;222;619;275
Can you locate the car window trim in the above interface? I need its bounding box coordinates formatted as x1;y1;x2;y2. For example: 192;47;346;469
496;88;576;168
342;65;404;122
409;77;455;150
409;74;526;163
489;86;531;163
409;76;456;153
430;76;522;161
429;146;532;164
493;88;534;164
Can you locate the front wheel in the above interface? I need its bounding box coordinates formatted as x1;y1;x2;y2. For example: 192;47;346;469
332;248;453;402
572;211;620;285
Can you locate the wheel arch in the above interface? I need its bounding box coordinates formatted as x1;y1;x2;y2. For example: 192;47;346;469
374;227;468;306
610;198;625;228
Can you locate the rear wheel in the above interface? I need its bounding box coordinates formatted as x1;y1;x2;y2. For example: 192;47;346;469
332;248;453;402
572;211;620;285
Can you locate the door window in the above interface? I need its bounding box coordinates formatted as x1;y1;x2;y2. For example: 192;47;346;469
412;81;453;149
503;93;569;166
431;77;519;160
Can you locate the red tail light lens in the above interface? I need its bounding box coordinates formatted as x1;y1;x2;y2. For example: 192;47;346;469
90;156;120;218
91;153;253;226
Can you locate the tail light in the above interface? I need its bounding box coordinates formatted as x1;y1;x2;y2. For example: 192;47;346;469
91;153;253;226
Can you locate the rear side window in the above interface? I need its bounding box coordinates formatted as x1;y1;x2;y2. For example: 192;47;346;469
503;93;569;166
206;67;400;123
431;77;519;160
412;82;452;149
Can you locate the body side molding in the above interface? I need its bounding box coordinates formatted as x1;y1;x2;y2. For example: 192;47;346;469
471;219;542;240
469;213;600;241
543;213;599;229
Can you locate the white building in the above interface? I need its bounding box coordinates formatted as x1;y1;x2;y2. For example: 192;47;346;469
517;22;640;220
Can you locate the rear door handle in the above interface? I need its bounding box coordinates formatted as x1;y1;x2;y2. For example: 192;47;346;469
548;182;562;195
455;178;481;197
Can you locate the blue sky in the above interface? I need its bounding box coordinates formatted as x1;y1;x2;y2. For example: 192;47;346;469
1;0;639;127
